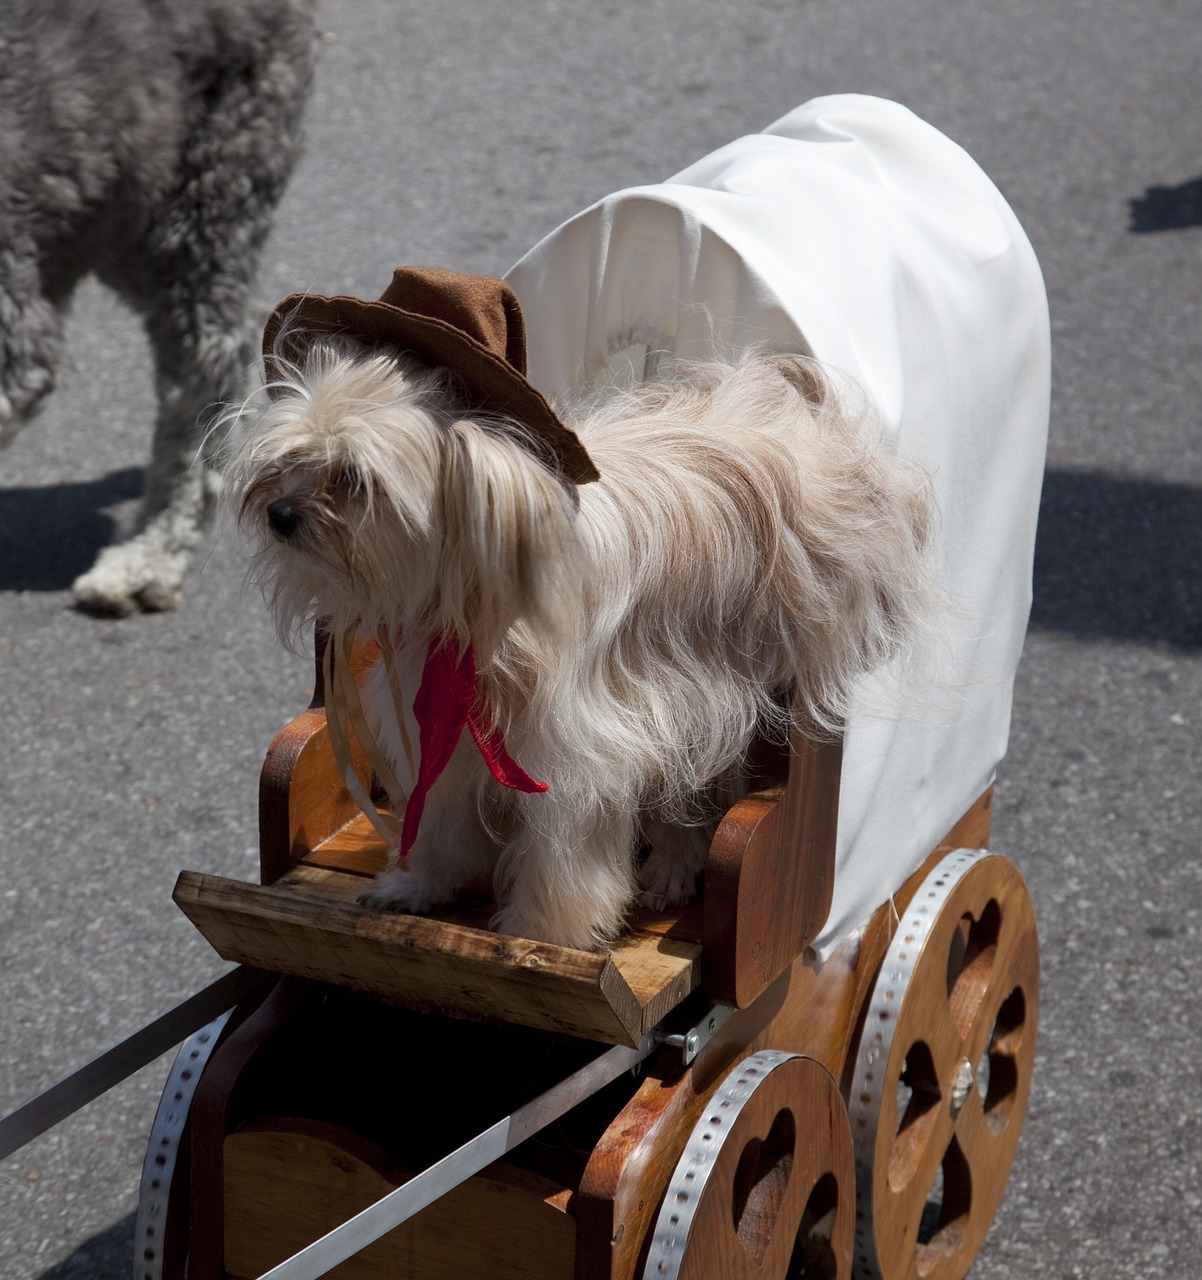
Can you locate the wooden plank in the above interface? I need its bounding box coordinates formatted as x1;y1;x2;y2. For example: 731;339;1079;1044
280;862;512;934
224;1119;576;1280
189;978;308;1280
627;899;704;945
301;828;705;931
935;785;993;854
607;931;701;1037
173;869;700;1047
276;864;702;1038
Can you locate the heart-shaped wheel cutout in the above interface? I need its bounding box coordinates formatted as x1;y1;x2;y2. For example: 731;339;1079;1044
731;1106;797;1264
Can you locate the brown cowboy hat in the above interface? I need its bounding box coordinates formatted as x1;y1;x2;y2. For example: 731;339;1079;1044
262;265;600;485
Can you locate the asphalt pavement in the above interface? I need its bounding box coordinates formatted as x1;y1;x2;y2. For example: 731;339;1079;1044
2;0;1201;1276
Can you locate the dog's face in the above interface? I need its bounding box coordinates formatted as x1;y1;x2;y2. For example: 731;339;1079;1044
229;346;450;632
228;341;580;649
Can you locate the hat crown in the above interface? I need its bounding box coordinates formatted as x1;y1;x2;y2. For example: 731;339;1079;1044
379;266;528;375
262;266;600;485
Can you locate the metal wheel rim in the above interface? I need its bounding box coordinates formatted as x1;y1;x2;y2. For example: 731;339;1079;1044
133;1012;231;1280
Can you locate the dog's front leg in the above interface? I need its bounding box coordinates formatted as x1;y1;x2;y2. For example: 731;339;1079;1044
71;306;249;615
491;802;638;951
358;738;498;915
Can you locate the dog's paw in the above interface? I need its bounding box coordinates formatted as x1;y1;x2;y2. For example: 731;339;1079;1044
357;867;449;915
637;826;708;910
72;567;143;617
72;542;186;616
491;903;611;952
637;851;699;911
491;875;629;951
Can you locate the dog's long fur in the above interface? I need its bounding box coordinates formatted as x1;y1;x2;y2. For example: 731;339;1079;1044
0;0;314;614
229;342;937;949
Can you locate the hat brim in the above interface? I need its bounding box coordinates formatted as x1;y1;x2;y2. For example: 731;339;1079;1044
262;292;600;486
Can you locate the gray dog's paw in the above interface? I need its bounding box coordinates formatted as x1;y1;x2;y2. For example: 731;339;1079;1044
72;539;186;616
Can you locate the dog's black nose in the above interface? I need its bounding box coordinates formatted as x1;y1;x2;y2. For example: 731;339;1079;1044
266;498;302;541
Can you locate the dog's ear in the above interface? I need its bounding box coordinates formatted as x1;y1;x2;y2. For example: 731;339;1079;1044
435;420;580;650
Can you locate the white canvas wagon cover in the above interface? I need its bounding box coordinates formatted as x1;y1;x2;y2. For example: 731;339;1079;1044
506;94;1050;958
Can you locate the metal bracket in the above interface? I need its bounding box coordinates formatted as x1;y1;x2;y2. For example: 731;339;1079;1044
654;1002;735;1065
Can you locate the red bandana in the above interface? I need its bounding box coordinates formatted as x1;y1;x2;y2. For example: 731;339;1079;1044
400;636;548;856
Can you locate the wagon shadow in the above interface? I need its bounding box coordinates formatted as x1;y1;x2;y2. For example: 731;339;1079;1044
1031;468;1202;648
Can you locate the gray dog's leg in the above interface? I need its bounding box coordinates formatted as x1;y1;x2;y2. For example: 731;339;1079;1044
72;15;313;614
0;240;66;451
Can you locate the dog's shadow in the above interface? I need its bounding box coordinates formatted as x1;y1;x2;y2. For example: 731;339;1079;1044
1032;468;1202;648
0;467;142;592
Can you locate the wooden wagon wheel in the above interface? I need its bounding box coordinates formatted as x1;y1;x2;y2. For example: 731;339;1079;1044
847;849;1039;1280
643;1050;855;1280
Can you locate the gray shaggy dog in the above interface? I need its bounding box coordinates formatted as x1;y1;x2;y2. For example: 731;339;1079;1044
0;0;315;614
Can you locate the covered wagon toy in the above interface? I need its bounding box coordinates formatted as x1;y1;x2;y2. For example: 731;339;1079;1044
1;94;1049;1280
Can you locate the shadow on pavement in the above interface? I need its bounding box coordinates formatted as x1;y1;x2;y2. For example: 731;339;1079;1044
3;463;1198;650
35;1213;134;1280
1032;467;1202;648
0;468;143;591
1129;176;1202;231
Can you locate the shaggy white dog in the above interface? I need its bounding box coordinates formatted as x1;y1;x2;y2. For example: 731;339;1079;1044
228;270;937;950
